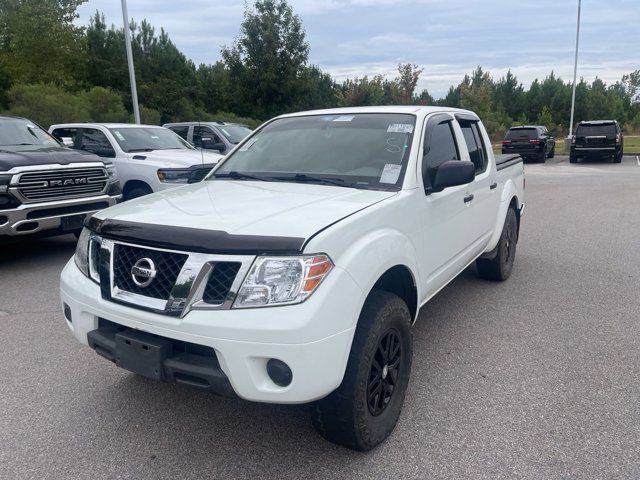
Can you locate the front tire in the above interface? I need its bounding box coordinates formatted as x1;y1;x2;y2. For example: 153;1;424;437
614;151;622;163
476;207;518;281
569;153;578;164
547;145;555;158
123;185;153;201
311;291;413;451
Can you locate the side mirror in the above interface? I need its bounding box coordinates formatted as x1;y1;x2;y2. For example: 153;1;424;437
430;160;475;193
201;137;225;152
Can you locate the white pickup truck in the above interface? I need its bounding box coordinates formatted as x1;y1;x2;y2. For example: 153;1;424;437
61;106;524;451
49;123;223;200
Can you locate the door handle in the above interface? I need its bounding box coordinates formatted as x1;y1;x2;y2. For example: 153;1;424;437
464;194;474;203
490;182;498;190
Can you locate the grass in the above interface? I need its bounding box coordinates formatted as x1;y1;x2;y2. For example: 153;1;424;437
492;135;640;156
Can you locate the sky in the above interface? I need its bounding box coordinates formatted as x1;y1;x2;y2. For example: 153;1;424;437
77;0;639;99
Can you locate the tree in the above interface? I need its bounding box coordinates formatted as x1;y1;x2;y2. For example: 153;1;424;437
0;0;86;85
222;0;309;119
395;63;424;104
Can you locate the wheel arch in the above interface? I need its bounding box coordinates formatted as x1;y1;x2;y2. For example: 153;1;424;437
122;179;153;199
369;265;419;323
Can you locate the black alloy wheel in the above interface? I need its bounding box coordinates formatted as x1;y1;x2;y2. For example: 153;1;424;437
367;328;402;416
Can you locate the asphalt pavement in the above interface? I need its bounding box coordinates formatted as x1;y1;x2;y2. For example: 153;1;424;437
1;155;640;479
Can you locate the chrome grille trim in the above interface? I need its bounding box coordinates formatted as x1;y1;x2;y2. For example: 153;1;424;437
10;166;108;203
95;237;254;317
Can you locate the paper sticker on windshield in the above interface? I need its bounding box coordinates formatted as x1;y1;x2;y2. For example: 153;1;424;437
239;138;258;151
387;124;414;134
380;164;402;184
333;115;355;122
114;131;125;141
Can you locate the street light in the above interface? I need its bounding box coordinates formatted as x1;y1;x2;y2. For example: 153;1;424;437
121;0;141;124
568;0;582;139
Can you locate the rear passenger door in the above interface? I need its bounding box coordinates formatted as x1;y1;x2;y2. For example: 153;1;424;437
456;116;496;247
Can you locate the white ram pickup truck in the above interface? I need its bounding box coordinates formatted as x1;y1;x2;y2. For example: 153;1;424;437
61;106;524;451
49;123;223;200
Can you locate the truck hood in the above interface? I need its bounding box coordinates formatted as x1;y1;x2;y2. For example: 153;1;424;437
128;149;223;167
0;145;104;171
94;180;396;249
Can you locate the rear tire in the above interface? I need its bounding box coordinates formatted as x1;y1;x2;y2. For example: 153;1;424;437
614;151;622;163
569;154;578;164
476;207;518;281
547;146;555;158
311;291;413;451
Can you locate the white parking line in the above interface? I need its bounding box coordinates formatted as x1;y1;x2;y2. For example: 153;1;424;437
636;156;640;167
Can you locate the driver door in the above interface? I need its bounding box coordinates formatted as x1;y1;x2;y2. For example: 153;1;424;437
419;114;477;298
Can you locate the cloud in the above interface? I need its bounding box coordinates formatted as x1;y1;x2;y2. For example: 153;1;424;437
77;0;640;98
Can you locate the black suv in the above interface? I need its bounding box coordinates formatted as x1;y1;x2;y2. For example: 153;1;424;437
570;120;623;164
502;126;555;163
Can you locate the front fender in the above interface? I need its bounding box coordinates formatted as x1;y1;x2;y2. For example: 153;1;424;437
331;228;421;315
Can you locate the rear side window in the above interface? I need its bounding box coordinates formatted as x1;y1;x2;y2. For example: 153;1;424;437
459;121;487;173
423;121;459;189
506;128;538;140
168;125;189;141
576;124;617;137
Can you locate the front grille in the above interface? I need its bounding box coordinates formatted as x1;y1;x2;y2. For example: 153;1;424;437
202;262;241;304
113;244;188;300
16;167;108;202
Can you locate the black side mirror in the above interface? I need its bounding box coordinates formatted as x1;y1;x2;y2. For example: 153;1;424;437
430;160;475;193
201;137;225;152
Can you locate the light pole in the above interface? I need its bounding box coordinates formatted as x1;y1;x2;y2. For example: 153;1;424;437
568;0;581;138
121;0;141;124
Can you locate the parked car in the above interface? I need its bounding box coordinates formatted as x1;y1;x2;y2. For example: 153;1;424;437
0;116;121;242
570;120;623;164
49;123;223;200
61;106;525;451
164;121;253;155
502;125;555;162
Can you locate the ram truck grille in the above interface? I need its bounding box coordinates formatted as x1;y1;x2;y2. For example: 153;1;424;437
16;167;108;202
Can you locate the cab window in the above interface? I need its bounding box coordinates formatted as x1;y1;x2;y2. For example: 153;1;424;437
459;121;487;173
423;120;459;190
79;129;116;158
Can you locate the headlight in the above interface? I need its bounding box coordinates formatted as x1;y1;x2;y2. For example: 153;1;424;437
157;168;193;184
106;164;118;183
233;255;333;308
74;227;100;283
0;174;11;194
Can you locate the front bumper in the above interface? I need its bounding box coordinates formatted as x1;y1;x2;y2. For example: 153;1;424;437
0;193;120;238
60;258;362;404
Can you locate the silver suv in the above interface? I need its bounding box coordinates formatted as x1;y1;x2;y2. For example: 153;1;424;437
163;121;253;155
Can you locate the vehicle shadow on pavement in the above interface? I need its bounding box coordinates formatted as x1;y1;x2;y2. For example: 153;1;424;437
0;235;76;265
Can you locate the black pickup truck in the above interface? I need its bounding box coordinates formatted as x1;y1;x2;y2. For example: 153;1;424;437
0;116;122;242
570;120;624;164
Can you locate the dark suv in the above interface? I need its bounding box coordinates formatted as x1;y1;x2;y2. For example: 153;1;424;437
502;126;555;163
570;120;623;164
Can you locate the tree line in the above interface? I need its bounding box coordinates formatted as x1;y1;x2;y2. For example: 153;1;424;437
1;0;639;140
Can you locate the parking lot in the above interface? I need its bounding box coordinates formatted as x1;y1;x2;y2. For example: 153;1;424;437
1;155;639;479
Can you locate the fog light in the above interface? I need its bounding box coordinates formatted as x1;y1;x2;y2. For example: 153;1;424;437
266;358;292;387
63;303;72;323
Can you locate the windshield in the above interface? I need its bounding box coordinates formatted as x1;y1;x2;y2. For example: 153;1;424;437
211;113;416;191
108;127;195;152
576;124;616;137
506;128;537;140
218;124;252;144
0;118;59;147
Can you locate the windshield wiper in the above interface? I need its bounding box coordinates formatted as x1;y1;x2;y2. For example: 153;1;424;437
272;174;350;188
213;171;270;182
128;148;156;152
